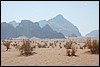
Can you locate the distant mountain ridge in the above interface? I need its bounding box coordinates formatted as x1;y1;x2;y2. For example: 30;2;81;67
1;20;65;39
85;30;99;37
1;14;83;39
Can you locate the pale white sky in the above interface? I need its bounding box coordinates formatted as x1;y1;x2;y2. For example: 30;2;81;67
1;1;99;36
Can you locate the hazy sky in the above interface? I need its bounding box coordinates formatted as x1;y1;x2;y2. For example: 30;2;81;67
1;1;99;36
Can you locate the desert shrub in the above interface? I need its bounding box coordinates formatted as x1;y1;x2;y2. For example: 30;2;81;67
13;43;17;47
64;44;66;48
83;44;87;49
86;38;99;54
63;41;65;43
64;41;72;49
80;46;83;49
42;44;46;48
2;41;12;51
78;44;84;49
44;42;47;46
65;41;77;56
59;42;61;45
52;45;54;48
49;43;54;48
12;42;17;46
37;43;42;48
64;42;71;56
32;45;36;49
86;38;92;49
54;42;57;47
59;42;62;48
66;49;71;56
71;43;77;56
47;46;49;48
69;41;73;49
41;41;44;42
33;41;34;44
59;44;62;49
49;43;53;46
19;40;33;56
56;41;58;43
90;39;99;54
54;40;58;43
71;49;76;56
35;42;37;44
2;40;4;42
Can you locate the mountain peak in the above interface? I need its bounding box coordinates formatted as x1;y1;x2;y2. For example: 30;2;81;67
48;14;65;22
9;20;19;28
21;19;33;23
43;24;51;29
54;14;64;19
9;20;17;23
85;29;99;37
20;20;34;25
34;22;40;27
56;14;63;17
39;14;81;36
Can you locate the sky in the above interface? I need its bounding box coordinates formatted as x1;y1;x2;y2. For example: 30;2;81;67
1;1;99;36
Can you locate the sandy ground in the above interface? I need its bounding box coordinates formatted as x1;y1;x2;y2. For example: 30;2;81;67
1;44;99;66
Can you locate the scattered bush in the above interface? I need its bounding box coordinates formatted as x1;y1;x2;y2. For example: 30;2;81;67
66;49;71;56
65;41;77;56
54;42;57;47
2;41;12;51
71;43;77;56
64;41;72;49
47;46;49;48
37;43;42;48
86;38;92;49
86;38;99;54
42;44;46;48
33;41;34;44
19;40;33;56
59;44;62;49
52;45;54;48
90;39;99;54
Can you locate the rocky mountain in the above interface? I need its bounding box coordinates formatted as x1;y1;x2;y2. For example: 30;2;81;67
38;14;81;37
9;20;19;28
85;30;99;37
16;20;65;38
1;14;82;39
1;20;65;39
41;24;65;38
1;22;19;39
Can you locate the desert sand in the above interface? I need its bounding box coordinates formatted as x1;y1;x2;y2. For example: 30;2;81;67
1;38;99;66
